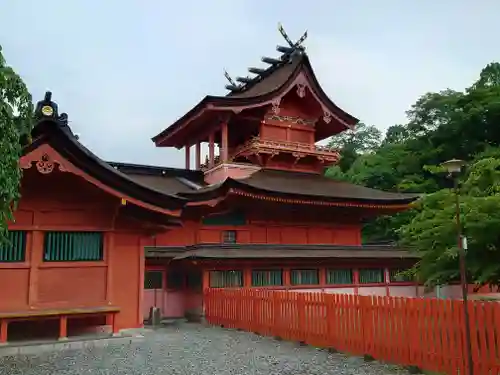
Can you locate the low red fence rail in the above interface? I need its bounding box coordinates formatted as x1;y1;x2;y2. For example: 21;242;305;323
204;289;500;375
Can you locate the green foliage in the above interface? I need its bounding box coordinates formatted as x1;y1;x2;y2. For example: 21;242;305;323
327;122;382;172
400;154;500;287
0;46;33;239
325;61;500;286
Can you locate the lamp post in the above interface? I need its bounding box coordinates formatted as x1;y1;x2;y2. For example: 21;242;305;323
441;159;473;375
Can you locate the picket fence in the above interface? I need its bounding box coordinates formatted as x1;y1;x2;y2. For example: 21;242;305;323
204;288;500;375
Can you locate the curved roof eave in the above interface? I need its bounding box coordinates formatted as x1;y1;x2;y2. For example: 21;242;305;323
179;176;418;207
28;119;187;214
151;54;359;147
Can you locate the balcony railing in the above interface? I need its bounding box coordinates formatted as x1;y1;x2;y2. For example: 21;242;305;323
233;137;340;158
200;137;340;170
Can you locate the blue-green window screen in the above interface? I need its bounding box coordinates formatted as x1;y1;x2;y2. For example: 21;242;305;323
202;211;246;226
0;231;27;262
252;269;283;286
326;269;353;285
290;269;319;285
389;268;413;282
359;268;385;284
44;231;104;262
209;270;243;288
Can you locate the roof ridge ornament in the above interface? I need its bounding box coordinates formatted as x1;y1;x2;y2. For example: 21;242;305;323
223;70;242;92
34;91;74;135
277;23;308;57
224;23;308;94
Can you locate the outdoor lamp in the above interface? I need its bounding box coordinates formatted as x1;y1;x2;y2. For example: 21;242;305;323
440;158;473;375
441;159;466;175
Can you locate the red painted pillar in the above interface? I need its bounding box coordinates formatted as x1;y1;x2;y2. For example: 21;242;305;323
105;231;115;305
283;267;291;289
221;121;228;162
195;142;201;170
353;269;360;295
0;320;8;344
384;268;390;297
28;231;43;308
243;267;252;288
185;145;191;170
208;133;215;168
59;316;68;340
112;313;120;336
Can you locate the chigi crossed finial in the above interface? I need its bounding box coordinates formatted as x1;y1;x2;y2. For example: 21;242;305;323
224;23;308;93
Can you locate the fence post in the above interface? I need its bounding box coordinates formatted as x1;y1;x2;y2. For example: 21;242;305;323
297;293;306;344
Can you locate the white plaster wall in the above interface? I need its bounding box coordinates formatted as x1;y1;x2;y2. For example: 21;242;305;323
292;288;356;294
388;285;418;297
358;287;387;296
418;285;462;299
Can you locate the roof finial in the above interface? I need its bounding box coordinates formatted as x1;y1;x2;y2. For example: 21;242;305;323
276;23;308;55
35;90;58;119
223;70;242;92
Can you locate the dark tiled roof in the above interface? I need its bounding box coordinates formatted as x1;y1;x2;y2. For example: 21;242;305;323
152;53;358;146
237;169;418;202
124;174;197;194
180;169;419;204
108;161;207;195
27;93;187;214
225;56;301;99
145;243;418;260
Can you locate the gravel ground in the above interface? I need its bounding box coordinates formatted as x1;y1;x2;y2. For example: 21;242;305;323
0;323;410;375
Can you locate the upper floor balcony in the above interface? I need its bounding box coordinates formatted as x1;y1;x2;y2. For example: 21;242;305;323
200;137;340;171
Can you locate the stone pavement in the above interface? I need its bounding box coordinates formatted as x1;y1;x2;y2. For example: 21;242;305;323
0;323;410;375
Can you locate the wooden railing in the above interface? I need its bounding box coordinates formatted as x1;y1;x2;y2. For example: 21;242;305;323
199;137;339;170
204;288;500;375
233;136;339;157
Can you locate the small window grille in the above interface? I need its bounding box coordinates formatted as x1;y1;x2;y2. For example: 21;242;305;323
144;271;163;290
389;268;413;282
44;232;103;262
252;269;283;286
0;231;26;263
326;269;353;285
209;270;243;288
290;269;319;285
222;230;237;244
359;268;385;284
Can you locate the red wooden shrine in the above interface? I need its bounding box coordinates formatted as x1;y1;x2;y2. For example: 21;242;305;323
0;31;420;342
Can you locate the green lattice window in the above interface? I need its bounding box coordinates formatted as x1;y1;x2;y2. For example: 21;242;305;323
144;270;163;289
326;269;353;285
0;231;26;262
44;232;103;262
167;269;184;290
202;211;246;226
290;269;319;286
187;271;202;291
209;270;243;288
222;230;237;243
252;269;283;286
359;268;385;284
389;268;413;282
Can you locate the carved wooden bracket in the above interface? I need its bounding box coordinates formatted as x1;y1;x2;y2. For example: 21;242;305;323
20;144;71;175
271;98;281;114
296;83;306;98
19;143;181;217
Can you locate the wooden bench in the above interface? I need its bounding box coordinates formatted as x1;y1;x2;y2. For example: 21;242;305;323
0;306;120;344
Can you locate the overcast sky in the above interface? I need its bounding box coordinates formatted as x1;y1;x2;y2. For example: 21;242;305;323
1;0;498;168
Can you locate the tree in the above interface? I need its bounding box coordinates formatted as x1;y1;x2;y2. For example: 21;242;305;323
0;46;33;239
326;122;382;172
326;61;500;245
399;151;500;288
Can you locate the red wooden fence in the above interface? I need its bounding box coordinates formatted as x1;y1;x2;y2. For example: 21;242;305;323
204;289;500;375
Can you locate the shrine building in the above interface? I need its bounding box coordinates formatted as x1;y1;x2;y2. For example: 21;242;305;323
0;29;419;342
